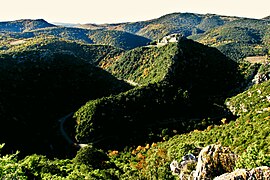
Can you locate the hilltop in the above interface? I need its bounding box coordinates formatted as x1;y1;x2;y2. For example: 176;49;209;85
77;12;270;61
101;42;178;85
74;38;241;149
191;18;270;61
0;25;151;50
262;15;270;20
1;14;268;58
0;19;55;32
78;12;240;40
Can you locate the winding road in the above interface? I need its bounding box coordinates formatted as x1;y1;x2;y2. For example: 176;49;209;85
59;112;113;148
58;105;229;149
58;112;88;148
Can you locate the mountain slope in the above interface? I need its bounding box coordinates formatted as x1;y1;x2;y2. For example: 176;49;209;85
0;36;123;65
136;13;237;40
191;18;270;61
78;12;240;40
102;42;178;85
77;12;269;61
111;80;270;179
0;80;269;180
88;30;151;50
74;38;241;148
1;26;151;50
0;49;131;156
0;19;55;32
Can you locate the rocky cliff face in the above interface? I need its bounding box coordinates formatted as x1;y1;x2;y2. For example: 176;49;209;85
250;61;270;85
214;166;270;180
193;144;237;180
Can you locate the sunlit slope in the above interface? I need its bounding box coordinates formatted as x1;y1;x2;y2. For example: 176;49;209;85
74;38;240;148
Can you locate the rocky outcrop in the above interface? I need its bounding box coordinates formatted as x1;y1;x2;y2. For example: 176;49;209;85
214;166;270;180
247;61;270;88
170;154;197;179
170;145;237;179
170;144;270;179
193;144;237;180
252;62;270;84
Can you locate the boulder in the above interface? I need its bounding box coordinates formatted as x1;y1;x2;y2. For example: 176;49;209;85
169;145;270;179
193;144;237;180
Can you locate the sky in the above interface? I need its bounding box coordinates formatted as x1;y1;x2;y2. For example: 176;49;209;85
0;0;269;24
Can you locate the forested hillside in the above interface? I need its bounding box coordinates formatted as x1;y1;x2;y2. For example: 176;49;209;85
0;20;151;50
0;12;269;179
0;49;131;156
0;19;55;32
0;36;123;65
74;38;241;149
0;64;268;180
102;43;178;85
78;13;270;62
109;80;270;179
191;18;270;61
78;12;239;40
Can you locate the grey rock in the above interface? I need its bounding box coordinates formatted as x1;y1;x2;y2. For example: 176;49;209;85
214;166;270;180
193;144;237;180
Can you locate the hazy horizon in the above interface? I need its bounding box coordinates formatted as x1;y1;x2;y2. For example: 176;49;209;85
1;0;269;24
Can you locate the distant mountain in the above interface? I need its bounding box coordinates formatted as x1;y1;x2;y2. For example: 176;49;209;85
11;27;95;43
191;18;270;61
78;13;240;40
75;38;241;148
52;22;79;27
0;26;151;50
0;19;56;32
88;30;151;50
262;15;270;20
0;36;123;65
76;12;269;61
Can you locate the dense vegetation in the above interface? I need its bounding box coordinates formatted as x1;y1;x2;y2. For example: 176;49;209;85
0;21;151;50
78;12;239;40
74;38;240;150
0;36;123;65
0;50;131;157
191;18;270;61
88;30;151;50
79;13;270;62
0;19;55;32
0;13;269;179
0;79;268;179
104;43;178;85
111;80;270;179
